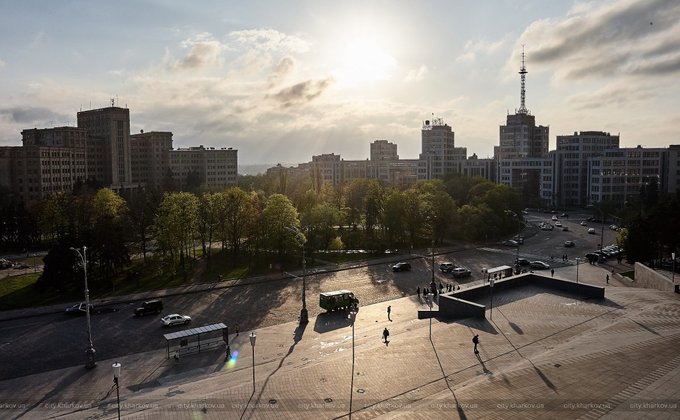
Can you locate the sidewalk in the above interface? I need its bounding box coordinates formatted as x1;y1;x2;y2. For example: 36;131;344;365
2;263;680;419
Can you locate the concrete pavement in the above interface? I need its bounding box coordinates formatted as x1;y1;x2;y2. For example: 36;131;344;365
1;261;680;419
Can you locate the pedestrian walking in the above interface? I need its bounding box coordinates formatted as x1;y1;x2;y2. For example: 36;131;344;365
551;269;554;277
606;274;609;284
226;345;231;361
383;327;390;344
472;334;479;354
416;286;421;298
387;305;391;321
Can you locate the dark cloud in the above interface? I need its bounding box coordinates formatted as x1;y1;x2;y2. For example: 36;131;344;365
525;0;680;79
0;107;69;124
267;78;334;108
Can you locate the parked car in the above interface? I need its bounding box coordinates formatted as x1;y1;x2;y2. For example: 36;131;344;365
439;262;456;273
160;314;191;327
551;215;558;221
580;221;588;226
540;223;554;231
530;260;550;270
451;267;472;278
555;221;563;227
564;240;575;247
320;290;359;312
502;239;519;247
134;299;164;316
609;224;619;231
515;258;530;266
588;228;596;234
392;262;411;272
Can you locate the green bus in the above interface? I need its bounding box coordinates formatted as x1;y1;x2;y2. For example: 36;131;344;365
319;290;359;312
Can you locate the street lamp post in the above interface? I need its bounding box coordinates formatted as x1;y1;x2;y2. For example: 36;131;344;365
249;332;257;393
427;293;433;340
672;252;676;284
575;257;580;284
70;246;96;369
489;279;495;320
112;362;121;420
348;310;357;420
286;226;309;325
431;241;435;284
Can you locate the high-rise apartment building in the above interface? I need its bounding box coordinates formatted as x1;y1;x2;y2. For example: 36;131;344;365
370;140;399;161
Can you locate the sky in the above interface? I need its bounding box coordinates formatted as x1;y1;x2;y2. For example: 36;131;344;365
0;0;678;166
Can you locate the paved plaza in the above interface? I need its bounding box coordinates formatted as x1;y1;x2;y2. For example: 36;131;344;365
1;263;680;419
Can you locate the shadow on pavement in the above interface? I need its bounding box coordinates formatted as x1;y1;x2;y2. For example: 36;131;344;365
313;311;352;333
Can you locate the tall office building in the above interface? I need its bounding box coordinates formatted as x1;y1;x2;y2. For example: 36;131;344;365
417;117;467;180
555;131;620;207
130;130;173;188
370;140;399;161
77;104;132;187
169;146;238;189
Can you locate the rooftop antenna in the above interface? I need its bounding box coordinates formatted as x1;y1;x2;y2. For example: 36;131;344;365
517;45;529;115
111;98;115;107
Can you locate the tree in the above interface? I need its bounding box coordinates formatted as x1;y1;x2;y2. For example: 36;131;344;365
89;188;130;288
260;194;301;256
153;192;199;267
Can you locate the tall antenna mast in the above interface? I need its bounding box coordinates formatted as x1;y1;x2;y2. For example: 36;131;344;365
518;46;529;115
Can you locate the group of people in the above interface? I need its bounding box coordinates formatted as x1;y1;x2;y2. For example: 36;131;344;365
416;283;458;299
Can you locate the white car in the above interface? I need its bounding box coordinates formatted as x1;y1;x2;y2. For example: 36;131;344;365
555;221;562;227
588;228;596;234
551;215;558;221
580;221;588;226
161;314;192;327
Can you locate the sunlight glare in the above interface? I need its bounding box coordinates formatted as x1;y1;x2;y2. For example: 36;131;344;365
333;38;396;87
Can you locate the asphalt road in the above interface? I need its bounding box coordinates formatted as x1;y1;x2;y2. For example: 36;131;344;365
0;210;618;380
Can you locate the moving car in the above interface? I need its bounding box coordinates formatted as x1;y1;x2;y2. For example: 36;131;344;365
65;302;92;315
392;262;411;272
134;299;164;316
588;228;596;234
562;226;569;231
439;262;456;273
451;267;472;278
564;240;575;247
502;239;519;247
580;221;588;226
555;221;563;227
530;260;550;270
540;223;554;231
161;314;191;327
551;215;558;221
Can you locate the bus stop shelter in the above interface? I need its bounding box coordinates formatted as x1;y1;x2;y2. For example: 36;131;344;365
485;265;513;282
163;323;228;359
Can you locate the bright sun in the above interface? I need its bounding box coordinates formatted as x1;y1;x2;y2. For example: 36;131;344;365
333;37;396;87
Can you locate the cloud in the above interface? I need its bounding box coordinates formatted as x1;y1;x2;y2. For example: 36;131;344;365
0;107;69;124
229;29;310;53
267;56;295;87
565;81;658;109
267;78;334;108
517;0;680;80
404;65;428;82
456;38;506;62
0;59;5;70
170;33;224;70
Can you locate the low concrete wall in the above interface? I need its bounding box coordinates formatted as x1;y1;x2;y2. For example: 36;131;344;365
633;262;676;292
437;273;605;320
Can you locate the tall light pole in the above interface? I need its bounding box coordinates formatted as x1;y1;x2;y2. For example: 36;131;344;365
431;240;435;284
112;362;121;420
348;310;357;420
489;279;495;320
249;332;257;393
672;252;676;284
286;226;309;324
575;257;580;284
427;293;433;340
70;246;96;369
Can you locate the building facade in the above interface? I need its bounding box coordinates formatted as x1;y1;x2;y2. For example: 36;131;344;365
130;130;173;188
169;146;238;189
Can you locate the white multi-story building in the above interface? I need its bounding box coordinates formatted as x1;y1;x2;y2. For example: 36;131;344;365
555;131;620;207
169;146;238;189
417;118;467;180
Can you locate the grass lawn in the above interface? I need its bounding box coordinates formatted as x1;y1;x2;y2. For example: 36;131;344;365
0;273;73;310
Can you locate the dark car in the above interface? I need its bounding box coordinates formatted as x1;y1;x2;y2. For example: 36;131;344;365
134;299;164;316
439;262;455;273
530;260;550;270
564;240;575;247
391;262;411;272
515;258;530;266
